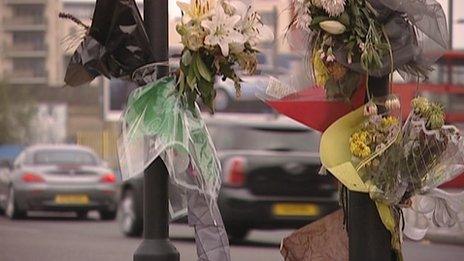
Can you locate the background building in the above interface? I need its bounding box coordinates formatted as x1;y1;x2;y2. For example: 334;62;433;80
0;0;63;87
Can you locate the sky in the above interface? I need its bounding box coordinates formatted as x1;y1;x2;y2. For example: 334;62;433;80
64;0;464;49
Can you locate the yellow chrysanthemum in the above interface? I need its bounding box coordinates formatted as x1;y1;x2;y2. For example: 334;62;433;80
350;140;371;158
349;130;372;158
349;130;370;144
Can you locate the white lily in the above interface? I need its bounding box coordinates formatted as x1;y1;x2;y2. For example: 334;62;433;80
177;0;216;23
202;4;245;56
229;1;274;47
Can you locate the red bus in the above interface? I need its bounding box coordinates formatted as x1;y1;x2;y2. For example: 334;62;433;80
393;51;464;189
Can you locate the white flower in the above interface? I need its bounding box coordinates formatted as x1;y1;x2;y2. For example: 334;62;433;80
177;0;216;23
311;0;323;8
293;0;312;31
229;1;274;47
364;102;378;116
385;96;401;110
319;20;346;34
224;1;248;17
359;42;365;51
321;0;345;17
181;25;206;51
201;4;245;56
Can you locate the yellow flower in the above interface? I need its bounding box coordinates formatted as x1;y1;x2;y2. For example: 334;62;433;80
349;130;372;159
381;116;399;128
411;97;429;115
313;50;330;87
350;140;371;158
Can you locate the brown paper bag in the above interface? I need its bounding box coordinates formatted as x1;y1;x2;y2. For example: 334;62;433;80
280;209;348;261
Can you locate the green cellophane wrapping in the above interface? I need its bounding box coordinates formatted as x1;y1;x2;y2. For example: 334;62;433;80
118;76;221;218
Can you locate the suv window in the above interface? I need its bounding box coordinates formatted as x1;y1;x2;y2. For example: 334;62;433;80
209;124;319;152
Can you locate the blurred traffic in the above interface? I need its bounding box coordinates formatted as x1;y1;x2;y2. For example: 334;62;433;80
0;1;463;260
0;144;118;220
118;114;339;240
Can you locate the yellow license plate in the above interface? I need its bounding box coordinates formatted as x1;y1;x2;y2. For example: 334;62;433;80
272;203;320;217
55;195;89;205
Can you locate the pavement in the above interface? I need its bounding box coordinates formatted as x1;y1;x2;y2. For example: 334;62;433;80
0;211;463;261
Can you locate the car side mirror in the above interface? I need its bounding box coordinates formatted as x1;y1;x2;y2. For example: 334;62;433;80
0;160;12;170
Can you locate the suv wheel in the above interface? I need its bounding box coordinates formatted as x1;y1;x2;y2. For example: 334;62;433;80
226;224;249;242
76;211;88;220
118;189;142;236
100;210;117;220
6;187;26;219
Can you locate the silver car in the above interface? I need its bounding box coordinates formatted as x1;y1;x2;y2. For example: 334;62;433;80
0;144;118;220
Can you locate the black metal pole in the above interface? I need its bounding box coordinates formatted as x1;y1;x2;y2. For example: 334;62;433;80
133;1;179;260
347;76;396;261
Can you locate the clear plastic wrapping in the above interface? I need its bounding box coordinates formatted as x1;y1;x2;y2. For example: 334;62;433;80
403;188;464;241
401;112;464;198
118;76;221;219
356;99;464;205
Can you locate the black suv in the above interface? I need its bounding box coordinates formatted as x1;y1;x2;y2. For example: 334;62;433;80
118;114;339;240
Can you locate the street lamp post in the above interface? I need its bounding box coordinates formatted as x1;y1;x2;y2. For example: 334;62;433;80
347;76;396;261
133;0;180;260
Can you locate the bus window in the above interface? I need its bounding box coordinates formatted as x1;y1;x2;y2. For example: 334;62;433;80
452;65;464;86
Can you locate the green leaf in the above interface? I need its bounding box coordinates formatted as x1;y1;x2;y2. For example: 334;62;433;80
192;61;201;80
187;66;197;90
310;16;330;27
339;12;350;27
178;70;186;94
195;54;212;82
182;50;192;66
198;79;215;113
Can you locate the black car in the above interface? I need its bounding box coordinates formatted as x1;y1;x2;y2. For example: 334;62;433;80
118;114;339;240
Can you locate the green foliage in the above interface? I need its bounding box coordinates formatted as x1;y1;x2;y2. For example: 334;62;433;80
0;82;37;145
177;46;247;113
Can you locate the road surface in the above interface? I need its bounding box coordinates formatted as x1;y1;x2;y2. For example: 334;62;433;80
0;212;463;261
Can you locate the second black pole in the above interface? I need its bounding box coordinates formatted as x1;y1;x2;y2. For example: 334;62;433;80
133;0;179;260
347;75;396;261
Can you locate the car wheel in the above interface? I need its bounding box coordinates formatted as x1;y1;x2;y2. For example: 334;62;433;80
225;224;249;242
118;189;142;237
76;211;88;220
6;187;26;220
100;210;117;220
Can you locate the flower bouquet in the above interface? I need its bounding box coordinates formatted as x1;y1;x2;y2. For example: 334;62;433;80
62;1;274;260
401;97;464;199
348;96;405;204
347;97;464;205
176;0;273;111
289;0;448;100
